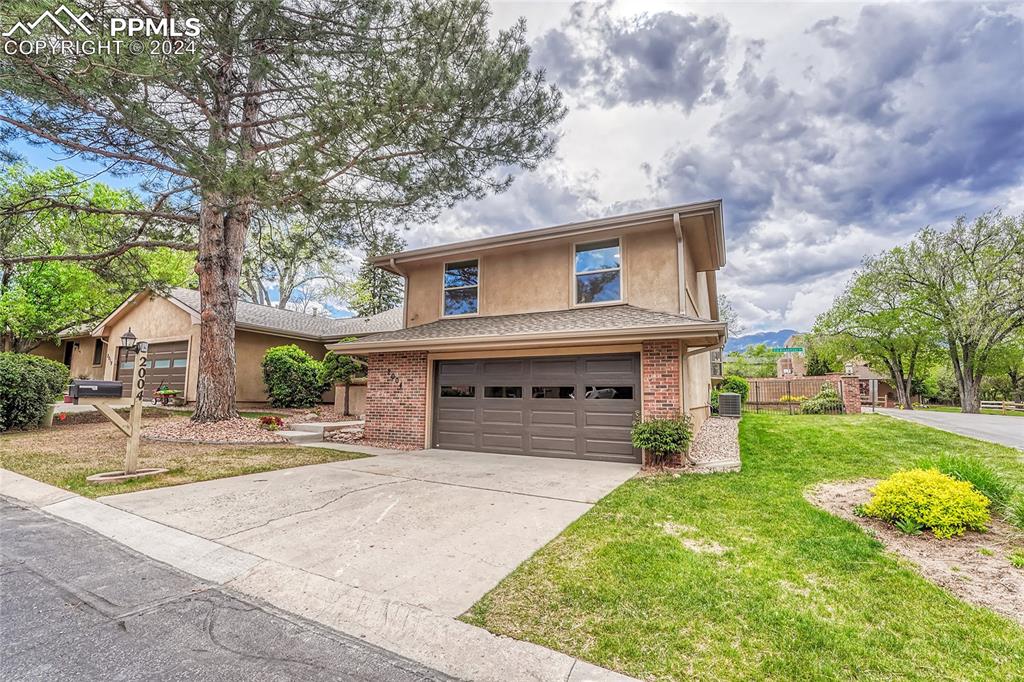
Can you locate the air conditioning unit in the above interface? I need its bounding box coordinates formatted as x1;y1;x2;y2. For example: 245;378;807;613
718;392;742;418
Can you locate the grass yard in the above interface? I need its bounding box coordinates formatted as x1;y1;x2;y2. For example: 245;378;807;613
0;417;365;497
464;413;1024;681
923;405;1024;417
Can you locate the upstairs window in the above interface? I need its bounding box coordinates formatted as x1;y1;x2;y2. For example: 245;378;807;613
443;259;479;316
575;238;621;305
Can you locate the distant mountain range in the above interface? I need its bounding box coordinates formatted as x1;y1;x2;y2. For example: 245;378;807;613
724;329;799;354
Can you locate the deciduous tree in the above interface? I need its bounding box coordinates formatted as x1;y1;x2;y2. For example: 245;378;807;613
891;212;1024;412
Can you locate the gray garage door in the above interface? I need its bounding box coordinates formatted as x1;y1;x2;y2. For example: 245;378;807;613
433;354;641;463
117;341;189;398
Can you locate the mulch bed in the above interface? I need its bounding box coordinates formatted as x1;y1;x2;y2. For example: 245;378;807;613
806;479;1024;626
142;417;288;444
53;408;174;427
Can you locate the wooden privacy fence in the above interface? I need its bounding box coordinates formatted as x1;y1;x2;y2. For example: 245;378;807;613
745;377;846;415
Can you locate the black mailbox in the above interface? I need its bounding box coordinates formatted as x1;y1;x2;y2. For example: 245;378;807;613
69;380;124;403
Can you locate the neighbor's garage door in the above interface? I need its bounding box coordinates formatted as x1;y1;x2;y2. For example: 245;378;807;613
433;354;640;463
117;341;188;398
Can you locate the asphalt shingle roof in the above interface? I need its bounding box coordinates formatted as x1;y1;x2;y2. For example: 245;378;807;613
168;288;401;340
347;305;717;345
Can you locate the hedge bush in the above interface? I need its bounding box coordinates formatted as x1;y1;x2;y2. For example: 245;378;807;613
261;345;327;408
800;383;843;414
631;414;693;466
862;469;991;538
720;375;749;402
0;352;70;432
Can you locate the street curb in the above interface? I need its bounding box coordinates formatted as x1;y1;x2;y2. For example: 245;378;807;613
0;468;638;682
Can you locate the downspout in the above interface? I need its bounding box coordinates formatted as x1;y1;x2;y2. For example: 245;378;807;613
673;212;685;316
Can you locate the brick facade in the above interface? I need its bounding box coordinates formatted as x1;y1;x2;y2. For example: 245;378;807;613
364;351;429;448
642;340;682;418
840;375;862;414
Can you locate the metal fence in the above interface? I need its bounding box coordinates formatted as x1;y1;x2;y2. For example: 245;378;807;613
745;378;845;415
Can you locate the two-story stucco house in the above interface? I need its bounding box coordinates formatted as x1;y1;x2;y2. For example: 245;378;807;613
329;200;728;463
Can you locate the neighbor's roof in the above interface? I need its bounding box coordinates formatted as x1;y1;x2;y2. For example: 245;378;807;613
166;289;402;340
88;288;402;342
328;304;726;353
373;199;726;274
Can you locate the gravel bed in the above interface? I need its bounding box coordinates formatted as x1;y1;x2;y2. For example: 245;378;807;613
143;418;288;444
322;426;417;451
687;417;740;465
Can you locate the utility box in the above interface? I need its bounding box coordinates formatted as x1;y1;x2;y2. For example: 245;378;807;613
718;392;742;418
69;380;124;403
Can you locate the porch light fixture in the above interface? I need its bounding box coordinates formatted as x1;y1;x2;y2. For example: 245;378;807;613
120;327;136;348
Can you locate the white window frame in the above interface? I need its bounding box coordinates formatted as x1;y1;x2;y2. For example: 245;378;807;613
441;258;480;318
572;237;624;307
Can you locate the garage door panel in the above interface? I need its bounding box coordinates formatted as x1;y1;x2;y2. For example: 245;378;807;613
583;411;635;428
436;430;477;448
530;435;577;455
529;408;577;426
434;354;640;463
117;341;188;398
437;406;476;422
584;438;636;456
482;433;524;451
480;409;524;425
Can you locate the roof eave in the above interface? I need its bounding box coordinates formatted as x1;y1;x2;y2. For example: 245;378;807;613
326;321;727;354
373;200;725;273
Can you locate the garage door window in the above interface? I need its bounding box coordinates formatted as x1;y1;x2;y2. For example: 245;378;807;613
585;386;634;399
440;385;475;397
443;260;479;316
532;386;575;399
575;238;621;305
484;386;522;398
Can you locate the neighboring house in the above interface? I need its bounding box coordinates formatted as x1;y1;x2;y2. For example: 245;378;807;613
31;288;401;403
773;334;910;406
328;201;728;463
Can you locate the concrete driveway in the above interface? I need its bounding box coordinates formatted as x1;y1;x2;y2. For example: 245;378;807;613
101;449;637;617
878;408;1024;450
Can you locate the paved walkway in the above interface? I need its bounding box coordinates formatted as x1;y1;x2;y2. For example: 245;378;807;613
877;408;1024;450
1;499;450;681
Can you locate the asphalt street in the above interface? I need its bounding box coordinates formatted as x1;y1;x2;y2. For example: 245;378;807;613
0;498;456;682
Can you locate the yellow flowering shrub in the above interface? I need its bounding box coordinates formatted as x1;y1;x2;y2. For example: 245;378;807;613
863;469;991;538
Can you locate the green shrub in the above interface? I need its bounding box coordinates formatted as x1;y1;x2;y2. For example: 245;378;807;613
800;383;844;414
631;414;693;466
322;349;365;386
261;345;327;408
720;375;749;402
915;453;1017;510
1010;549;1024;569
710;389;720;414
0;352;70;432
863;469;991;538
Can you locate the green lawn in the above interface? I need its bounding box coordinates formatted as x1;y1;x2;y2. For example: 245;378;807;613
923;405;1024;417
464;413;1024;681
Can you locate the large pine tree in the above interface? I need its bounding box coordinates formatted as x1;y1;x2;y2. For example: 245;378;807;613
1;1;564;420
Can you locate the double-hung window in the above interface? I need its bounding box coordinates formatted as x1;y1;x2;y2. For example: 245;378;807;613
443;259;479;316
574;238;621;304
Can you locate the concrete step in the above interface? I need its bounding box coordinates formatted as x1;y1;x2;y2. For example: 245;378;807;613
291;421;362;434
278;430;323;444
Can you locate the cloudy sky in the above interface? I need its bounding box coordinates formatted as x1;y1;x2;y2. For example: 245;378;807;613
409;1;1024;333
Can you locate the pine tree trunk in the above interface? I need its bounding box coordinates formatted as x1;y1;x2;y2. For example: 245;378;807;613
343;382;351;417
192;197;250;422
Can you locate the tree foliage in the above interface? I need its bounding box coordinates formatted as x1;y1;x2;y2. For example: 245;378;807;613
346;226;407;317
1;0;566;421
0;165;195;352
814;253;941;409
241;215;349;311
890;212;1024;412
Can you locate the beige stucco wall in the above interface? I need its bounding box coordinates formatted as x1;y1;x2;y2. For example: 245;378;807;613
334;383;366;416
30;337;110;382
30;340;65;363
233;330;332;403
403;223;686;326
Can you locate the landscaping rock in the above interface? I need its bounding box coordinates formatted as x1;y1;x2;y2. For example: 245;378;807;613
143;418;288;444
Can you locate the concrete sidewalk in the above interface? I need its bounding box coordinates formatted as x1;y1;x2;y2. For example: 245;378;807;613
0;468;635;682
